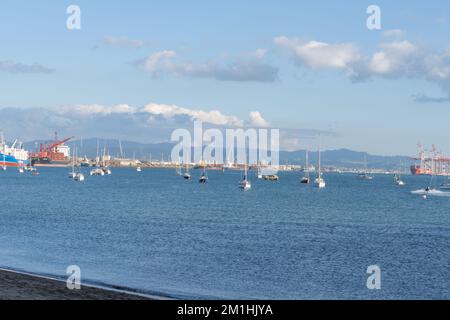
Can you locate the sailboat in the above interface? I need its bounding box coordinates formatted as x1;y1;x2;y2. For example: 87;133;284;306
183;163;191;180
69;158;75;179
358;155;373;180
71;148;85;181
90;167;104;176
74;170;85;182
394;173;405;186
101;147;112;175
199;167;208;183
314;148;326;188
18;166;24;173
300;150;310;184
90;138;103;176
136;166;142;172
239;164;252;190
68;149;77;179
256;162;263;179
176;157;182;175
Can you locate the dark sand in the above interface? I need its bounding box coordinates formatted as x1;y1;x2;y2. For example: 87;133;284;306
0;269;151;300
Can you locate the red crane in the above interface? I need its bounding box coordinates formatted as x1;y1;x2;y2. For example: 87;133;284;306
31;134;74;164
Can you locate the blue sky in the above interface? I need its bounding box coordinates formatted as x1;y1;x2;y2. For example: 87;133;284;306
1;0;450;155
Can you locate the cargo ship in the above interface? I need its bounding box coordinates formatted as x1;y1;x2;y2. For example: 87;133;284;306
0;133;29;167
30;134;73;166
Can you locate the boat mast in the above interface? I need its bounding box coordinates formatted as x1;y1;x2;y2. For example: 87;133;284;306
72;148;75;173
305;149;309;178
318;148;321;179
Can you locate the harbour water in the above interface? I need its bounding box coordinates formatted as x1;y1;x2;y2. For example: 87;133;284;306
0;168;449;299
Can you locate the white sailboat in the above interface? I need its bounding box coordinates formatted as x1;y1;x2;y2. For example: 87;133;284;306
358;155;373;180
74;171;85;181
90;138;102;176
68;148;77;179
239;164;252;190
300;149;310;184
314;148;326;188
73;148;85;182
256;162;263;179
394;173;405;186
101;147;112;175
136;166;142;172
90;167;104;176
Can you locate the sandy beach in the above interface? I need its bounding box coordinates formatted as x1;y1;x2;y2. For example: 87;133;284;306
0;269;151;300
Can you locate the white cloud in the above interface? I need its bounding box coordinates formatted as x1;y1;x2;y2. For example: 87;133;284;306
274;35;450;92
380;40;417;54
53;103;276;128
425;49;450;80
248;111;270;127
367;41;419;76
140;50;176;74
274;36;421;79
136;49;278;82
103;36;144;48
141;103;244;126
58;104;136;116
274;36;360;69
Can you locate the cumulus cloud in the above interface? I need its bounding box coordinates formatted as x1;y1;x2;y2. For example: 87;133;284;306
274;36;360;70
48;102;272;128
359;40;421;79
135;49;278;82
141;103;244;126
0;60;55;74
248;111;270;127
103;36;144;48
275;35;450;97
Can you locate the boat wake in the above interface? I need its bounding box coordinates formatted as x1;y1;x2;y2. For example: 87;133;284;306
411;189;450;197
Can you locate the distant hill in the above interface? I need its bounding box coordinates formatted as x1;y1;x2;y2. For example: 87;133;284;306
24;138;412;169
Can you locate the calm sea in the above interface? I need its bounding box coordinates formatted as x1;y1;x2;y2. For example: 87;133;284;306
0;168;448;299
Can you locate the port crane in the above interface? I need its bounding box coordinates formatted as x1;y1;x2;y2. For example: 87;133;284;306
30;133;74;164
411;142;450;175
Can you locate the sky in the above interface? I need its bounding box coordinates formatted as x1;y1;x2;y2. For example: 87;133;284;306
1;0;450;155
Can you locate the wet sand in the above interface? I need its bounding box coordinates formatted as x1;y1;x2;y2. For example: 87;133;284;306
0;269;151;300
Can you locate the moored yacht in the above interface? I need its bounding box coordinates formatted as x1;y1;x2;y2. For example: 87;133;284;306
300;150;310;184
239;164;251;190
314;148;326;188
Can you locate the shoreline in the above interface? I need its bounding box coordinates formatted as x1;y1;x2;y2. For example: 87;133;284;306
0;267;170;300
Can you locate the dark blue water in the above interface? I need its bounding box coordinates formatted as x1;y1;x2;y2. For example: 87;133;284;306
0;168;449;299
